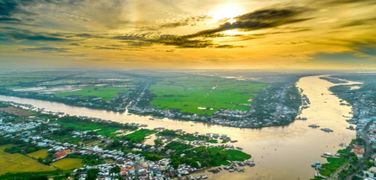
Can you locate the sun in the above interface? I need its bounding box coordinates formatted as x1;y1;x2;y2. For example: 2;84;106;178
209;4;245;24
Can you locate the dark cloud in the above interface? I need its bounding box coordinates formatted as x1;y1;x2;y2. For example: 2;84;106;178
7;31;67;41
185;8;310;38
22;46;68;52
0;17;21;23
356;45;376;57
313;52;361;62
0;0;18;17
0;0;87;25
114;33;213;48
312;44;376;64
0;0;41;23
214;45;244;48
160;15;208;28
0;27;69;42
114;7;310;48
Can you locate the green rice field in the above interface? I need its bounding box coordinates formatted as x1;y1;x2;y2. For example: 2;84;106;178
150;76;267;115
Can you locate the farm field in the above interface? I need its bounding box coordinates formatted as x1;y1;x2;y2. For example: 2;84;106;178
56;116;136;137
56;86;128;100
0;106;34;117
150;76;267;115
27;149;49;159
51;158;83;170
0;145;55;175
123;129;155;143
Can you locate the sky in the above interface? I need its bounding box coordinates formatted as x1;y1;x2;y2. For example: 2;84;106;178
0;0;375;70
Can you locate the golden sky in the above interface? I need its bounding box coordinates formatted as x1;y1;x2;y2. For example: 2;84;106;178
0;0;375;69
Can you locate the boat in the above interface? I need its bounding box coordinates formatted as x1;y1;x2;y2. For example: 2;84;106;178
346;125;355;130
245;160;255;167
320;128;334;133
321;152;333;158
308;124;320;128
311;161;321;169
297;117;308;120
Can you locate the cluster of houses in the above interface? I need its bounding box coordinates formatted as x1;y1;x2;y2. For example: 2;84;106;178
0;107;254;179
0;119;41;134
331;77;376;179
358;120;376;180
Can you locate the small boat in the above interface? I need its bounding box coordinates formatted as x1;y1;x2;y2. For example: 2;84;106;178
308;124;320;128
320;128;334;133
311;161;321;168
346;125;355;130
321;152;333;158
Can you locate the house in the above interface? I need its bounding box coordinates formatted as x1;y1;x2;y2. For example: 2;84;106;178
54;149;72;160
352;145;364;158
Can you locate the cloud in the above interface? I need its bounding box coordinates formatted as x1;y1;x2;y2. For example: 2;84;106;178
0;0;18;17
159;15;208;28
0;17;21;23
114;33;213;48
0;28;68;42
341;17;376;28
356;45;376;57
114;7;310;48
313;52;362;62
323;0;376;5
22;46;68;52
7;31;67;41
312;46;376;64
185;8;310;38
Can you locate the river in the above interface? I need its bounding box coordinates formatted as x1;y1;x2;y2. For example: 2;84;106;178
0;75;359;179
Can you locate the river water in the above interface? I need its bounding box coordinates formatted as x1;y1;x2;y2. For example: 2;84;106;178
0;75;358;179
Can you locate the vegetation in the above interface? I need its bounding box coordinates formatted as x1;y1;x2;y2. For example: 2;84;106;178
0;171;70;180
68;154;104;166
51;158;83;170
57;116;137;137
86;169;99;180
27;149;49;159
170;146;251;168
0;145;56;175
157;130;212;142
163;141;251;168
319;146;358;177
165;141;193;153
122;129;155;143
4;144;42;154
150;76;267;115
56;86;127;100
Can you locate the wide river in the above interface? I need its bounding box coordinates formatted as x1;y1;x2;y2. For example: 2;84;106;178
0;76;358;179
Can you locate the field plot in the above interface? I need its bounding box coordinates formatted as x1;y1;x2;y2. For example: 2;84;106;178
122;129;155;143
0;106;34;117
51;158;83;170
150;76;267;115
0;145;55;175
56;116;136;137
27;149;49;159
56;86;128;100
